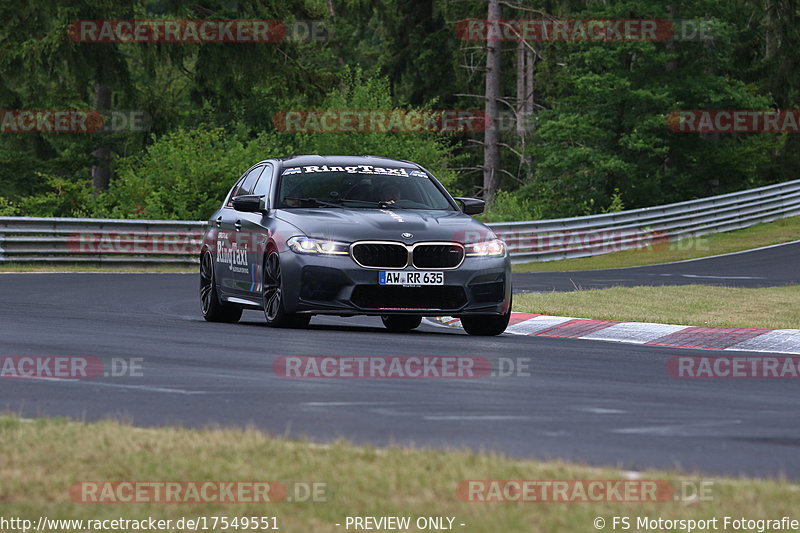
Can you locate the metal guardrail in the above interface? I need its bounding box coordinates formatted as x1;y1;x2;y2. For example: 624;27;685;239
0;217;206;265
1;179;799;265
489;179;800;263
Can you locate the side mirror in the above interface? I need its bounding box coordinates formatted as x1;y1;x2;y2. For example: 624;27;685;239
454;197;485;215
232;195;268;214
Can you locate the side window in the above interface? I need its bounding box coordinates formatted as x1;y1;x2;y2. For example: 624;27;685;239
224;176;246;208
226;166;264;207
238;166;264;196
253;164;273;197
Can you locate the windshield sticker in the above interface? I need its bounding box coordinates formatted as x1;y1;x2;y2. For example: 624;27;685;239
409;170;427;178
282;167;302;175
290;165;414;176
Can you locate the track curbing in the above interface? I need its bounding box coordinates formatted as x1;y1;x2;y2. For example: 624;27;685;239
436;314;800;354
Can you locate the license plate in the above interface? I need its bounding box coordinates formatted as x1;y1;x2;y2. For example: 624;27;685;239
379;271;444;286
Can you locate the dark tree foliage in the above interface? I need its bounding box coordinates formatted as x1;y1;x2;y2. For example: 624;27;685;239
0;0;796;219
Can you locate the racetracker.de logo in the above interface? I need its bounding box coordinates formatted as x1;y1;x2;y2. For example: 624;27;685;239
455;228;670;256
67;231;203;255
667;110;800;133
455;19;712;42
0;356;142;379
275;356;532;378
273;110;488;133
0;110;103;133
275;356;493;378
1;110;150;133
456;479;713;502
68;20;286;43
70;481;287;503
667;356;800;378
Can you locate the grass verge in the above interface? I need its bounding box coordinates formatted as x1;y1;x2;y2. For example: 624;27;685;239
0;416;797;533
514;285;800;329
513;216;800;272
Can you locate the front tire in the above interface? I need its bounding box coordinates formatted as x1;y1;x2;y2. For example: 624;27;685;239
200;252;243;323
381;315;422;332
262;251;311;328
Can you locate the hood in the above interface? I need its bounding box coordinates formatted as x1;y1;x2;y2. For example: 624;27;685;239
275;208;495;244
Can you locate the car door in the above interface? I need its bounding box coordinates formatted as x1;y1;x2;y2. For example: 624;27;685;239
234;163;275;299
217;165;265;299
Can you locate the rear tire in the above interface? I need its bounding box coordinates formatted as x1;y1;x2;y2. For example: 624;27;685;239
461;305;511;336
200;252;243;323
381;315;422;332
262;251;311;328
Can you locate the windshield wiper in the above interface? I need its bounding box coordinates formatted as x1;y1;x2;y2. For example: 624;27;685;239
340;199;407;209
284;197;344;208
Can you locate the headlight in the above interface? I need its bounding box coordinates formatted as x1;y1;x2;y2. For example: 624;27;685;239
465;239;506;257
287;236;350;255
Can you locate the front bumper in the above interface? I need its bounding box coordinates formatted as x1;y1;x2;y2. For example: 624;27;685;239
279;249;511;317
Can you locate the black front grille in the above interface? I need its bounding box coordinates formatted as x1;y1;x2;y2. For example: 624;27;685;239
412;244;465;269
352;243;408;268
351;285;467;310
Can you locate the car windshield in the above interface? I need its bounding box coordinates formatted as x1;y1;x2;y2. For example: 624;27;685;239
276;165;455;210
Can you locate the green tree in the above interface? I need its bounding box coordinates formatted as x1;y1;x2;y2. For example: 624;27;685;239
519;0;780;216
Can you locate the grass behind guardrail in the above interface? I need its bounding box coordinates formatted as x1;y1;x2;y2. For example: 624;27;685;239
513;216;800;272
1;416;798;533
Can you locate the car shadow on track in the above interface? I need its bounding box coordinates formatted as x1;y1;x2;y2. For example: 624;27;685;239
233;318;465;336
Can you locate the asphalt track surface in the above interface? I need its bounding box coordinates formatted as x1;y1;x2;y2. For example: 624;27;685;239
514;240;800;292
1;242;799;480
